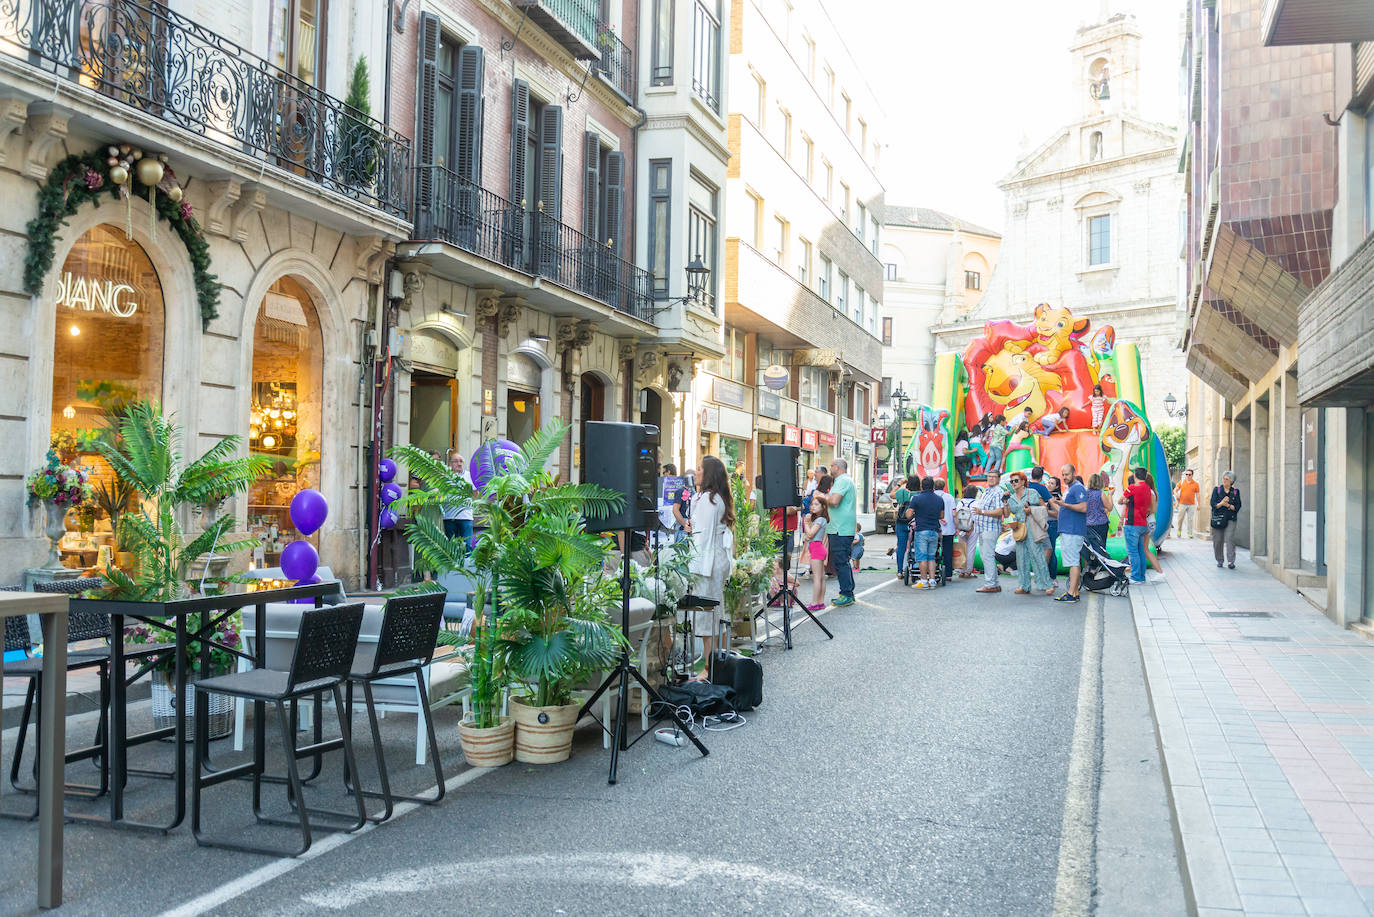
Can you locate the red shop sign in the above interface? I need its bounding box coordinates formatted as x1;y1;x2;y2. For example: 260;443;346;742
783;425;801;447
818;431;837;446
801;429;819;451
870;427;887;444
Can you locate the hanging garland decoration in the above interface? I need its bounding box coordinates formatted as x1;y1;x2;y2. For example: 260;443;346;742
23;144;221;330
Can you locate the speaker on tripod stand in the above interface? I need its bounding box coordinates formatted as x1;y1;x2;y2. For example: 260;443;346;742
759;444;833;648
577;422;708;784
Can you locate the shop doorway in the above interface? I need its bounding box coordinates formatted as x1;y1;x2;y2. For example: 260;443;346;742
410;371;457;457
641;387;662;432
507;389;539;444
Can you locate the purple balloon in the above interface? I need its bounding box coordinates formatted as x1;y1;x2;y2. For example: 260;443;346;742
280;539;319;582
379;508;399;530
377;458;397;483
289;488;329;536
380;482;402;506
292;574;322;604
470;439;521;491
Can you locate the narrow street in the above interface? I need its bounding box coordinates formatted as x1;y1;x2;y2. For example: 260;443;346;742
0;545;1185;916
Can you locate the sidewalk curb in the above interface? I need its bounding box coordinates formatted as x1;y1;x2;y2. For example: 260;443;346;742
1128;582;1233;917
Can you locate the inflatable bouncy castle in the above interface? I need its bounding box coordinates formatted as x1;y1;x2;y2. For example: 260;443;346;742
906;303;1172;561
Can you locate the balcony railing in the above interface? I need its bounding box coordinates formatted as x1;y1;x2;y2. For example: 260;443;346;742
593;22;634;100
415;165;652;323
513;0;600;60
0;0;411;218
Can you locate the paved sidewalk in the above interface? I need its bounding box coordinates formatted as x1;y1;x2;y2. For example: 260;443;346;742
1132;537;1374;917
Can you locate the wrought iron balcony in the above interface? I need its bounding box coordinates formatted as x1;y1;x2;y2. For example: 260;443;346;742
512;0;601;60
0;0;411;218
415;165;652;323
592;21;634;101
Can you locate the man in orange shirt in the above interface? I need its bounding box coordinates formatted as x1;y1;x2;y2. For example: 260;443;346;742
1173;469;1200;538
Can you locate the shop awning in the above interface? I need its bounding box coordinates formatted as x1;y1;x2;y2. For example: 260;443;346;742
1297;231;1374;405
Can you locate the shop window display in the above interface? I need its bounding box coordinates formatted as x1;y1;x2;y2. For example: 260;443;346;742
248;276;323;565
48;225;165;567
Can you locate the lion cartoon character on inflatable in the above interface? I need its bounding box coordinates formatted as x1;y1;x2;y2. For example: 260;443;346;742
962;303;1105;431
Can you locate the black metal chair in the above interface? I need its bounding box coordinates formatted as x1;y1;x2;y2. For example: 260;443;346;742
4;578;117;815
191;602;367;856
344;593;447;822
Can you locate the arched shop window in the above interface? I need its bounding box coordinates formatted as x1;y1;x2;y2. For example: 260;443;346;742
248;276;323;566
50;225;165;548
51;225;165;436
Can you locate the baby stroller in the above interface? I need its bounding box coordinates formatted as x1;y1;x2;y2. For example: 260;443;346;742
903;522;947;588
1082;541;1131;597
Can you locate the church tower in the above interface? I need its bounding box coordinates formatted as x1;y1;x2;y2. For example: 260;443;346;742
1070;12;1143;120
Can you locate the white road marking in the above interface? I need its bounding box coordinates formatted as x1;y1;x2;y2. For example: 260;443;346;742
156;766;490;917
1051;597;1103;917
295;851;895;915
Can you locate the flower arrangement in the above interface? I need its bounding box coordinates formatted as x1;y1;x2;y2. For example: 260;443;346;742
723;473;780;621
126;609;242;676
596;22;617;49
26;449;92;507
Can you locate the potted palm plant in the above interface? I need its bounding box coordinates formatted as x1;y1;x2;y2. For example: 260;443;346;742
395;422;624;766
95;400;269;602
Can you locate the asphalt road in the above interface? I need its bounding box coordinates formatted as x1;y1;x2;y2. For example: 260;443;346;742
0;543;1185;916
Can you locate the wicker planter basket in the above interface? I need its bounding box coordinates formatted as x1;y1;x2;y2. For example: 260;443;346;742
458;715;514;767
510;697;580;764
151;673;234;740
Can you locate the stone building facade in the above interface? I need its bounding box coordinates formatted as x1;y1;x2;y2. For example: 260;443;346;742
932;13;1185;427
0;0;408;587
720;0;884;507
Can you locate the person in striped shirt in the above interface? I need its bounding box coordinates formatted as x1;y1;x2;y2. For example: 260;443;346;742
972;471;1008;593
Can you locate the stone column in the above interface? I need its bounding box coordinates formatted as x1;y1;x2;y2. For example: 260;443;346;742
1233;411;1252;549
1280;369;1302;572
1249;394;1269;559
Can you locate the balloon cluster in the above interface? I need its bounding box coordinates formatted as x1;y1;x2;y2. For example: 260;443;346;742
377;458;399;530
470;439;520;491
281;489;328;583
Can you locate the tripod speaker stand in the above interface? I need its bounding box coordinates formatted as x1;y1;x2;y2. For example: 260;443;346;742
757;444;833;650
576;530;708;784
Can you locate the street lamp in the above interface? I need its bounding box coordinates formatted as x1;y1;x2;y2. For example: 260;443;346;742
890;384;910;475
1164;392;1187;419
653;256;712;315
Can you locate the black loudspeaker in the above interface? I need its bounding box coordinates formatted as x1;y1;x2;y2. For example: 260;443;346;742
760;444;801;509
582;421;660;532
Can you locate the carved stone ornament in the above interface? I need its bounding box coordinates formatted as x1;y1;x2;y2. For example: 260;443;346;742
1046;196;1063;212
1132;178;1151;195
497;298;523;337
637;349;661;382
399;262;429;310
618;341;637;364
474;289;501;327
1012;201;1029;216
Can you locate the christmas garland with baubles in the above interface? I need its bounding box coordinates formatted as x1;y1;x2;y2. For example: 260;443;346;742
24;143;220;330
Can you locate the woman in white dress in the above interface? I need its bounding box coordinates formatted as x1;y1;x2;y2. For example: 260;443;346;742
687;455;735;682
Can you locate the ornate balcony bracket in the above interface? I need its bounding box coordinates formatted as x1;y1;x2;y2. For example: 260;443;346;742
474;288;502;331
230;184;267;243
202;180;242;237
0;99;28;169
636;348;661;383
497;295;524;338
22;107;68;182
396;259;429;309
617;340;637;364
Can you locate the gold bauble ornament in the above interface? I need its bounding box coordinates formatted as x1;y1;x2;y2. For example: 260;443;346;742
135;158;164;187
118;144;131;155
131;150;143;160
108;165;129;185
167;186;182;203
106;156;118;167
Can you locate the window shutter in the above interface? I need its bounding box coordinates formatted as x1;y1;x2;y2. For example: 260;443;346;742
538;105;564;220
456;45;484;185
509;79;531;207
582;132;600;241
603;150;625;254
416;12;442;213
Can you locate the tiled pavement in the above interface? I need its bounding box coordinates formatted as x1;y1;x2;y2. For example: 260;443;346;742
1133;537;1374;917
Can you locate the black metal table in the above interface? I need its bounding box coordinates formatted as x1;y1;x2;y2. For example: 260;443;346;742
68;581;339;832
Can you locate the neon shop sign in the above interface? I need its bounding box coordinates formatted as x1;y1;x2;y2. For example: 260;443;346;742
55;273;138;317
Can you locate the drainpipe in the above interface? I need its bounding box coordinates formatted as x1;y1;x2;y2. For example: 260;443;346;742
384;0;394;128
357;282;379;590
367;267;395;589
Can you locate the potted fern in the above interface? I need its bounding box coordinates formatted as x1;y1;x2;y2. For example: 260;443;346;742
395;422;624;766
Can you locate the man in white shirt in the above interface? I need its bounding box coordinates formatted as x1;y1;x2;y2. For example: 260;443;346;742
442;450;475;553
935;478;958;583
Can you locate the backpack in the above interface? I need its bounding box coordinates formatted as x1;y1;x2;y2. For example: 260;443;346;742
955;501;974;533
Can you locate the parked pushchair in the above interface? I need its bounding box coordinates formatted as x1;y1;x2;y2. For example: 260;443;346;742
903;521;947;588
1081;541;1131;597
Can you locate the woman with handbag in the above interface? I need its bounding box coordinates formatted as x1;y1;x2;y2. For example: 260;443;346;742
1006;472;1053;595
687;455;736;681
1210;471;1242;569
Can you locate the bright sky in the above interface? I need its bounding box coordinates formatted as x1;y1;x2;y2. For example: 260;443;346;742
842;0;1183;231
